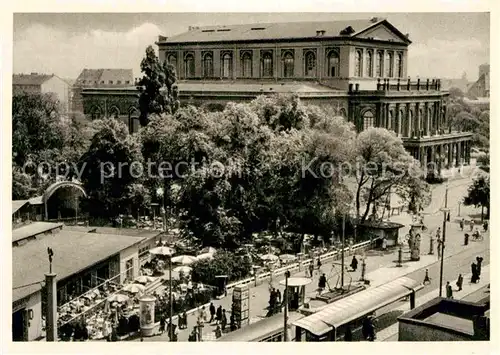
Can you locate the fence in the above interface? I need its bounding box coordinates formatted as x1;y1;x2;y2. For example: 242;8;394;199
224;238;377;291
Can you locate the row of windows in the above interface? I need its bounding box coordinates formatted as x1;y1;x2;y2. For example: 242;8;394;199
166;49;341;79
81;80;131;85
354;49;403;78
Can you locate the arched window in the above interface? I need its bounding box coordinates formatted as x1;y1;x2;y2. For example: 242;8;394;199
109;107;119;119
167;54;177;69
366;51;373;77
376;51;383;77
203;53;214;78
304;51;316;77
355;50;363;77
184;53;195;78
339;108;347;118
283;52;294;78
261;52;273;78
362;110;374;131
221;53;232;78
241;52;252;78
395;53;403;78
385;52;394;77
327;50;339;77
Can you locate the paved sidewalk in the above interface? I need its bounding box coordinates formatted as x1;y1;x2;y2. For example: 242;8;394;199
376;265;490;341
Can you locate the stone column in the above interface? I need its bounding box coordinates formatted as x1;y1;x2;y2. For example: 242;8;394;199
455;143;460;167
395;103;401;136
437;145;442;173
467;141;471;164
45;273;58;342
406;103;412;137
377;103;384;128
424;102;429;136
446;143;453;169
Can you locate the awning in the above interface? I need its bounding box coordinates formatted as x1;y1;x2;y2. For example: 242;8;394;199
293;276;423;337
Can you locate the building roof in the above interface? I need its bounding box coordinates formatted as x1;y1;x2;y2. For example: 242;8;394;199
179;81;342;94
12;230;146;301
13;73;54;86
28;195;43;205
12;222;64;243
12;200;29;214
64;225;162;239
74;68;134;86
161;18;410;44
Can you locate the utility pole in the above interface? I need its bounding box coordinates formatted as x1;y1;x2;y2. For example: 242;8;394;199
341;214;345;289
438;207;449;297
283;270;290;342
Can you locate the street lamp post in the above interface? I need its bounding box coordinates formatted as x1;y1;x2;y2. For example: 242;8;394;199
283;270;290;342
438;208;450;297
168;254;173;341
341;214;345;289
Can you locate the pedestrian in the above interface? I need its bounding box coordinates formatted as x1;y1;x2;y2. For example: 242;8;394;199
460;218;465;231
215;325;222;339
182;310;188;329
209;302;216;323
318;273;326;295
351;255;358;272
456;274;463;291
470;219;474;232
464;233;469;246
221;309;227;331
198;306;207;325
188;327;197;342
483;220;488;232
382;237;388;251
423;268;431;285
317;258;322;271
476;256;483;279
436;227;441;239
230;313;236;331
471;262;478;283
276;288;282;304
216;305;223;325
308;263;314;278
437;237;442;258
159;314;165;334
446;281;453;299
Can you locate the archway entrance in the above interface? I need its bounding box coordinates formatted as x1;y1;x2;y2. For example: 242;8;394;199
43;181;87;221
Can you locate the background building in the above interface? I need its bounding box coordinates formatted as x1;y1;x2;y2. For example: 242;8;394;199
467;64;489;98
13;73;72;113
72;68;134;114
81;17;473;171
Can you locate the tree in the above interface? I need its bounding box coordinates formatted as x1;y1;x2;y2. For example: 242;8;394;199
12;93;65;167
353;127;426;223
463;175;490;220
78;118;144;219
137;45;180;127
12;165;35;200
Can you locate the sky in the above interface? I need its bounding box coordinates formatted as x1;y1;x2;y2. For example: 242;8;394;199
13;12;490;81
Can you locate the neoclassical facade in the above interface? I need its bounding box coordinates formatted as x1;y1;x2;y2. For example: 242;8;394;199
81;17;472;171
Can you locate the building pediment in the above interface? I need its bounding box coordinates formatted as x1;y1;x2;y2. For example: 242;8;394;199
354;21;411;44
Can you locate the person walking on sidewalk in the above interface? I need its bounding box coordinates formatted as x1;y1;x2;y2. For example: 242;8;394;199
470;219;474;232
471;262;479;283
308;263;314;278
216;305;223;325
317;258;322;272
446;281;453;299
318;273;327;295
351;255;358;272
460;218;465;231
437;236;442;258
483;220;488;232
221;309;227;331
209;302;216;323
423;269;431;285
382;237;388;251
476;256;483;279
456;274;463;291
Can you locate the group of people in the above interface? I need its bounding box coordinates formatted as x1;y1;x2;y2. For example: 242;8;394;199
443;255;484;299
307;258;322;278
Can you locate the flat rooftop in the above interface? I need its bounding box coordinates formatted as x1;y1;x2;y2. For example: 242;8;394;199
423;313;474;335
12;230;146;302
12;222;64;243
64;225;162;239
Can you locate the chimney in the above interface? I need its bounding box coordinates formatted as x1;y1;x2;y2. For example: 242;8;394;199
355;83;360;91
320;30;326;36
370;17;379;23
316;30;321;36
349;83;353;92
158;35;167;42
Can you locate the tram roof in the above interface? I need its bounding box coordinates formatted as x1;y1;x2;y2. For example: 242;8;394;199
217;311;304;342
292;276;423;337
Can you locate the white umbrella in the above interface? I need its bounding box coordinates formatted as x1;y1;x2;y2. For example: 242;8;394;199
279;254;297;262
173;265;192;274
199;246;217;255
107;294;129;303
260;253;279;261
149;246;175;256
196;252;214;261
171;255;198;265
122;283;146;294
134;275;156;284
